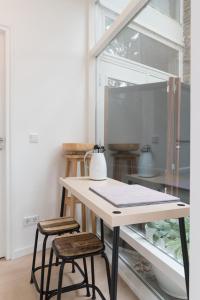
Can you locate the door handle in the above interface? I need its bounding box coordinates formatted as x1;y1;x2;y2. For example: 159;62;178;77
0;137;5;150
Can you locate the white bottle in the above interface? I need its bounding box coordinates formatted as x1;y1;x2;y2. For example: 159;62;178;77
138;145;155;177
84;145;107;180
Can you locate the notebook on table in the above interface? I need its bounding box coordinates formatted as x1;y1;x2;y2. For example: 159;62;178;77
89;182;179;208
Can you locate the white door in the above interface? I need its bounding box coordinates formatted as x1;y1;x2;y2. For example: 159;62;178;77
0;30;6;258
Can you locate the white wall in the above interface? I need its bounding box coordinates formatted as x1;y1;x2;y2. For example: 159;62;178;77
0;0;88;258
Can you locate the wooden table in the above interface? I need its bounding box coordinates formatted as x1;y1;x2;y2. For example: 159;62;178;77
59;177;190;300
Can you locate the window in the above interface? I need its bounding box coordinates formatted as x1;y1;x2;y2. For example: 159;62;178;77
149;0;181;22
105;17;179;75
107;77;135;88
91;0;190;298
95;0;132;42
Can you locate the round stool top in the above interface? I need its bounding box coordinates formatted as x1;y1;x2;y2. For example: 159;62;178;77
63;143;94;154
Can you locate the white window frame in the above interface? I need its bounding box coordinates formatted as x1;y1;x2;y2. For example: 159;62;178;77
88;0;150;142
96;2;184;78
88;0;183;141
0;24;11;260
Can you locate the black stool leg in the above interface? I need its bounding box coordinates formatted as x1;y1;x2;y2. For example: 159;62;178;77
91;256;96;300
72;259;75;273
83;257;90;297
40;235;48;300
102;253;111;297
30;228;39;283
55;257;59;266
57;261;65;300
45;248;54;300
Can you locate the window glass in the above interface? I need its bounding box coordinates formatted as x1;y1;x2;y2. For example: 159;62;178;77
149;0;180;22
95;0;132;42
105;20;179;75
105;16;113;31
95;0;190;297
108;77;135;88
99;0;131;15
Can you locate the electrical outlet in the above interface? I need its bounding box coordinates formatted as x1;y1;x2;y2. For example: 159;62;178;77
23;215;40;226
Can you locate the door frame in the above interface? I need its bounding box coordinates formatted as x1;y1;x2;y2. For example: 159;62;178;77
0;24;11;260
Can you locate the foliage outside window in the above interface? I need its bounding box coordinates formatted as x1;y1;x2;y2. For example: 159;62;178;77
105;17;179;75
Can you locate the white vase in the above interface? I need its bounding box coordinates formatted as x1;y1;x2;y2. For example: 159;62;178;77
152;265;187;299
138;149;155;177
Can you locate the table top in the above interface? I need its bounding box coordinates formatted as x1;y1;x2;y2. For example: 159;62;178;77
59;177;189;228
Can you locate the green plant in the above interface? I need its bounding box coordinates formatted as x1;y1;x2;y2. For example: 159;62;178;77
146;217;189;262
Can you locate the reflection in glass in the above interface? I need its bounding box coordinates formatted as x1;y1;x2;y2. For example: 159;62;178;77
108;77;135;88
104;77;190;264
105;24;179;75
100;223;187;299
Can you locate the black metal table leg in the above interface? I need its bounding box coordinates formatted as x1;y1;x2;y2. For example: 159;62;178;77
179;218;189;299
110;227;120;300
60;187;66;217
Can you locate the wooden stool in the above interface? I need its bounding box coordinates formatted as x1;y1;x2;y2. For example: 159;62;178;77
45;233;111;300
112;152;139;181
30;217;80;300
62;144;96;234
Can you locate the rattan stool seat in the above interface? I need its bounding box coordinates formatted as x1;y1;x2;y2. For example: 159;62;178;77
38;217;80;235
53;233;104;258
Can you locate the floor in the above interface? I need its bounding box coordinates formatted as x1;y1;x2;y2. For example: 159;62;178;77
0;253;139;300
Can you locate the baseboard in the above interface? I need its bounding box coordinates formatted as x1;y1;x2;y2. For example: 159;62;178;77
12;239;53;259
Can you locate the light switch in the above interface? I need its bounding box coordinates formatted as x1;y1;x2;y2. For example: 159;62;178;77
29;133;39;143
152;136;159;144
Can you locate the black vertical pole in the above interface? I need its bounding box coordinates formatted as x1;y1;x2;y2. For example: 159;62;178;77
110;227;120;300
60;187;66;217
179;218;189;299
100;218;104;244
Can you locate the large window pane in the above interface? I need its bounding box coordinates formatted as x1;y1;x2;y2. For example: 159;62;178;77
101;73;190;299
105;23;179;75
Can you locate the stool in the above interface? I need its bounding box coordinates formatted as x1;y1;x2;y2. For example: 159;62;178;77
63;153;96;234
45;233;111;300
30;217;80;300
112;152;139;181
